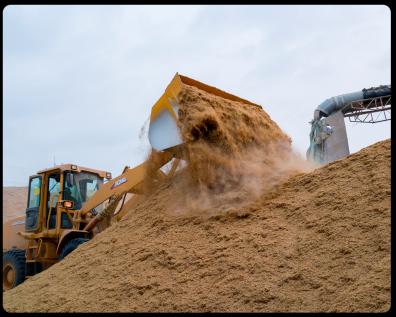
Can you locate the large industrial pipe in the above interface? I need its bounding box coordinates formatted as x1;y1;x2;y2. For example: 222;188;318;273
314;85;391;120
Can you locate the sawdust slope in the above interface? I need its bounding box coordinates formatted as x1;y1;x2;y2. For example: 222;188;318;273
3;139;390;312
2;187;28;222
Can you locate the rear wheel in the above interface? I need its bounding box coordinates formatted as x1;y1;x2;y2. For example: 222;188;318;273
59;238;89;260
3;249;26;290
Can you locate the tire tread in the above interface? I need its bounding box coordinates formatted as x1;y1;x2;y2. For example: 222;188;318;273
3;249;26;288
59;238;89;260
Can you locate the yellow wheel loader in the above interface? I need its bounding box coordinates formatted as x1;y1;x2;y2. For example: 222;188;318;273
3;73;262;290
3;164;112;289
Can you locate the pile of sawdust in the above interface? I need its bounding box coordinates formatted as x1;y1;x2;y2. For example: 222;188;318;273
2;82;390;312
2;187;28;223
3;137;390;312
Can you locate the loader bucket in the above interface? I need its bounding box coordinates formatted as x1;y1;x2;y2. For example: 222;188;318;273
148;73;262;151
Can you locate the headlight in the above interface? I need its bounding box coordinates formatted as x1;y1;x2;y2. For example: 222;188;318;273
62;200;74;209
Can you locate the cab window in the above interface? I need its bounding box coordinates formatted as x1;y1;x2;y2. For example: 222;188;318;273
63;172;103;210
47;174;61;209
28;177;41;208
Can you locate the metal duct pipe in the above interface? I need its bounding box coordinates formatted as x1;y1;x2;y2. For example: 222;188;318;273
314;85;391;120
314;91;363;119
362;85;391;99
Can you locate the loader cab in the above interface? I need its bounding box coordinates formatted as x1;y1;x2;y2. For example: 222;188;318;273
25;164;109;233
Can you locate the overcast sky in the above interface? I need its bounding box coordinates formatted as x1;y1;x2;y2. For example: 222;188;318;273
3;5;391;186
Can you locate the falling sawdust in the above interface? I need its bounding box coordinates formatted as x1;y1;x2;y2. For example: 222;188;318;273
3;81;390;313
156;83;315;218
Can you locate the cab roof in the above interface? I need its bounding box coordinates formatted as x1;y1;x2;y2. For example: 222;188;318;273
37;164;111;179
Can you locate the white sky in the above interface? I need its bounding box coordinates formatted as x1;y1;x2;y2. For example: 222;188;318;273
3;5;391;186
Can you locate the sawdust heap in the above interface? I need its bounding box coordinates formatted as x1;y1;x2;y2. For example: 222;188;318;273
3;139;390;312
3;84;390;312
2;187;28;222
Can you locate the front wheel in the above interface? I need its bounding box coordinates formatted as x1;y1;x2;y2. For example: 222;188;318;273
3;249;26;290
59;238;89;260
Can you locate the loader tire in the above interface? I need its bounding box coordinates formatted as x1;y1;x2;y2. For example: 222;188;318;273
59;238;89;260
3;249;26;290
